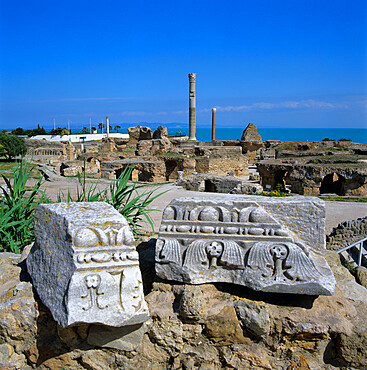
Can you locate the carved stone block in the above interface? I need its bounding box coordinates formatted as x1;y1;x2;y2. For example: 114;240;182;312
27;202;149;327
155;196;335;295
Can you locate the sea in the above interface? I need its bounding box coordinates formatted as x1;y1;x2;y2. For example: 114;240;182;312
168;128;367;144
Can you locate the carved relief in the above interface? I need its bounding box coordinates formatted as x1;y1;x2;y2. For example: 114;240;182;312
246;242;322;282
183;239;244;270
81;274;108;311
74;225;135;248
155;197;336;295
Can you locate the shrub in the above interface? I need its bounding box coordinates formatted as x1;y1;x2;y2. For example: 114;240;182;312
338;138;352;142
108;165;167;235
0;133;27;160
0;160;48;253
322;138;335;141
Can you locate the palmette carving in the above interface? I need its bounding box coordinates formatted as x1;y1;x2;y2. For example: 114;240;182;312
155;196;336;295
81;274;108;311
246;242;322;282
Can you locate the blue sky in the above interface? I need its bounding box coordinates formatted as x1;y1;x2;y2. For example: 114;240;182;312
0;0;366;130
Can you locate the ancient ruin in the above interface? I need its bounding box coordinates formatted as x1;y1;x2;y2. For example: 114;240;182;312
27;202;149;328
156;196;336;295
188;73;197;141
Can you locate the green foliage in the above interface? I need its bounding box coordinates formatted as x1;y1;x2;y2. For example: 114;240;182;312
322;137;335;141
0;133;27;160
12;127;25;136
98;123;105;133
319;196;367;203
114;125;121;133
259;184;290;197
82;127;89;134
109;165;167;235
91;126;97;133
0;160;48;253
57;176;106;203
338;138;352;142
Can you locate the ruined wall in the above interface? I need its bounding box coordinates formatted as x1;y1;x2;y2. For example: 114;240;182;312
257;162;367;196
327;217;367;251
196;157;248;177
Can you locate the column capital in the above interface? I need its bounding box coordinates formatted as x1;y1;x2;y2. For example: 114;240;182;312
188;73;197;82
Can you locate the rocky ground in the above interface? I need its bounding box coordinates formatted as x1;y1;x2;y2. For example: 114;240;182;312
0;245;367;369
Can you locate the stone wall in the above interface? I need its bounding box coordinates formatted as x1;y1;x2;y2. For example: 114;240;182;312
1;247;367;369
101;159;166;182
257;162;367;196
327;216;367;251
196;156;248;177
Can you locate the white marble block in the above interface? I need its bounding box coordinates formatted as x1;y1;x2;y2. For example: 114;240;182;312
155;196;336;295
27;202;149;327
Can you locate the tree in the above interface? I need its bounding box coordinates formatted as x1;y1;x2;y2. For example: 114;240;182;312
61;128;70;136
12;127;25;136
91;127;97;134
98;123;105;133
50;127;64;135
0;133;27;160
114;125;121;133
82;127;89;134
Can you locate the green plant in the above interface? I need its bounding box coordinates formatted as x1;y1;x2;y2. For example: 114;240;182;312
0;160;48;253
109;165;167;235
338;138;352;142
0;133;27;160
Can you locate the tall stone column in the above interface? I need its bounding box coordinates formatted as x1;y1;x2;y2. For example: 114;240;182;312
211;108;216;141
106;116;110;138
188;73;197;141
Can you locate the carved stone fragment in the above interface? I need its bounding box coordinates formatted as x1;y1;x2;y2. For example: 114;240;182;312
155;196;335;295
27;202;149;327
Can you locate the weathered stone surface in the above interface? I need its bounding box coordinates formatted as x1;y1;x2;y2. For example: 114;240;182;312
241;122;263;142
234;299;271;338
153;126;168;139
155;196;335;295
356;266;367;289
27;202;149;327
87;323;145;351
0;257;38;355
0;343;27;369
128;126;153;145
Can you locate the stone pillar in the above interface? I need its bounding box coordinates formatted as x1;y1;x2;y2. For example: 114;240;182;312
211;108;216;141
188;73;197;141
106;116;110;138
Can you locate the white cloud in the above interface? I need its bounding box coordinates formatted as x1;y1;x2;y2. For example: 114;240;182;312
210;99;339;113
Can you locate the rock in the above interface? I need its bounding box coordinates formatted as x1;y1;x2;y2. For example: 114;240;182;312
60;162;82;176
0;257;38;354
204;306;247;344
153;126;168;139
240;122;263;142
234;298;271;338
27;202;149;327
128;126;153;145
155;196;335;295
0;343;27;369
147;318;184;353
356;266;367;289
136;138;171;156
87;323;145;351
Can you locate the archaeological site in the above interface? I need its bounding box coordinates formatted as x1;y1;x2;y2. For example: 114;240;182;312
1;75;367;370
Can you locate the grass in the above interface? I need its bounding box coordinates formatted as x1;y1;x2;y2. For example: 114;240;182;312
319;196;367;203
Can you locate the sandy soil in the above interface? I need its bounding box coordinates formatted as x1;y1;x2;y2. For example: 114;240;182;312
28;176;367;236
